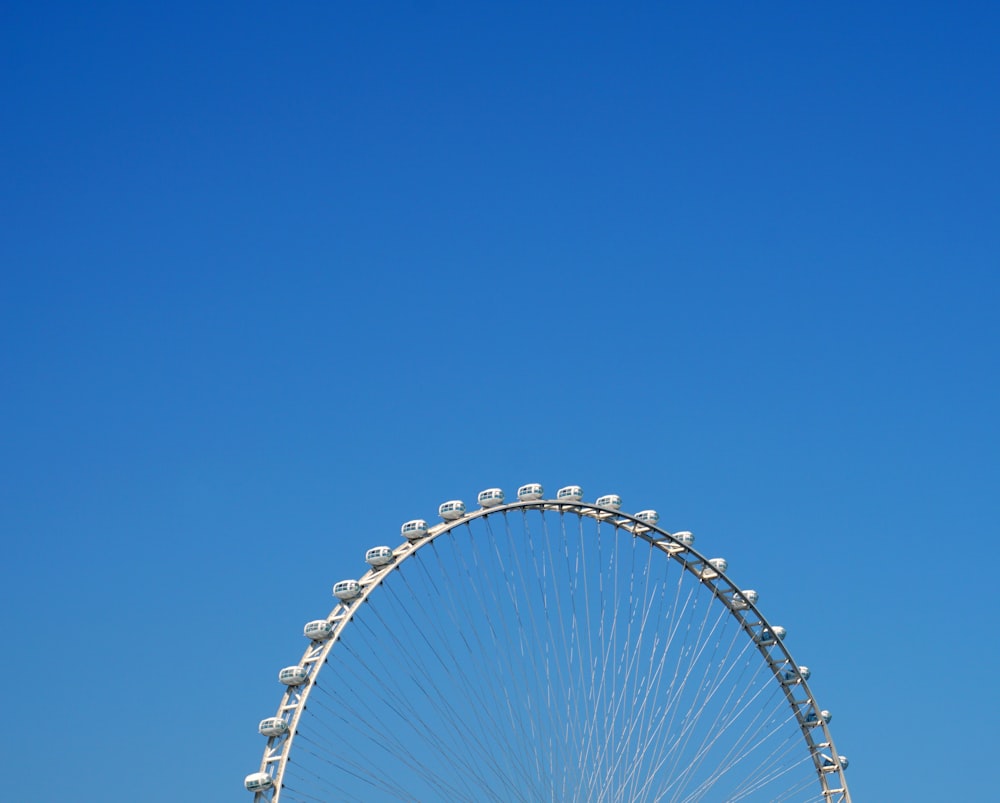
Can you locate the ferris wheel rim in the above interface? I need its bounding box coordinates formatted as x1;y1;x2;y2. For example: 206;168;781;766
250;496;851;802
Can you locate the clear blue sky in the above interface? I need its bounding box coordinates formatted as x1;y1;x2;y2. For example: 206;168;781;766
2;2;997;800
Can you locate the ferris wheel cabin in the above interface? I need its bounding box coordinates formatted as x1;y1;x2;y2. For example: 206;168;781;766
244;772;274;792
821;754;849;770
634;509;659;528
258;717;289;737
782;665;810;683
731;589;758;609
517;483;544;501
438;500;466;520
303;619;334;640
278;666;308;686
333;579;361;600
595;494;622;510
805;708;832;725
401;519;429;540
477;488;505;507
556;485;583;502
365;546;394;566
758;625;787;644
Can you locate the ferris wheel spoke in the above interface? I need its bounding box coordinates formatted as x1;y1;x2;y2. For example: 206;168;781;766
306;680;471;801
765;768;830;803
411;537;542;792
453;522;555;797
616;545;690;800
719;731;813;803
593;519;637;801
282;742;387;801
522;508;587;797
546;512;591;796
383;582;531;800
658;672;789;802
568;512;606;797
341;584;521;800
616;543;678;803
306;649;482;798
649;600;746;794
290;730;416;801
629;609;728;798
475;516;559;790
490;511;580;795
631;575;709;793
434;533;525;766
649;630;764;797
598;535;672;801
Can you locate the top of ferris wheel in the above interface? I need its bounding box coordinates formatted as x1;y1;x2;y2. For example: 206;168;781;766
244;481;851;796
438;483;652;519
423;485;689;548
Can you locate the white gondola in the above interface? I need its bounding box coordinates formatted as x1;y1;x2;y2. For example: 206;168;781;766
782;665;810;683
401;519;429;540
303;620;334;640
333;580;361;600
438;500;466;520
634;509;659;525
278;666;308;686
673;530;695;546
805;708;832;725
595;494;622;510
701;557;727;578
258;717;289;737
365;546;394;566
245;772;274;792
517;483;544;501
556;485;583;502
477;488;505;507
731;589;759;609
821;753;848;770
758;625;786;644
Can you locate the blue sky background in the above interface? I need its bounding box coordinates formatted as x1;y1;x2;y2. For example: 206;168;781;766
2;2;998;800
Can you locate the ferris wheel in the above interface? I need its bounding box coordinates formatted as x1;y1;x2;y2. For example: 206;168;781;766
245;484;851;802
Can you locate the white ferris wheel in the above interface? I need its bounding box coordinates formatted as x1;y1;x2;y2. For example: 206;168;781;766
245;483;852;802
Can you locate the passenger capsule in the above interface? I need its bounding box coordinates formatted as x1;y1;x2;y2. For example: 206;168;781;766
556;485;584;502
674;531;695;546
634;509;659;525
401;519;429;540
820;754;848;770
245;772;274;792
781;665;811;682
303;620;334;640
758;625;786;643
258;717;289;737
477;488;505;507
595;494;622;510
278;665;308;686
365;546;394;566
708;558;727;573
438;500;466;520
333;579;361;600
805;708;832;725
732;589;759;609
517;483;544;501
